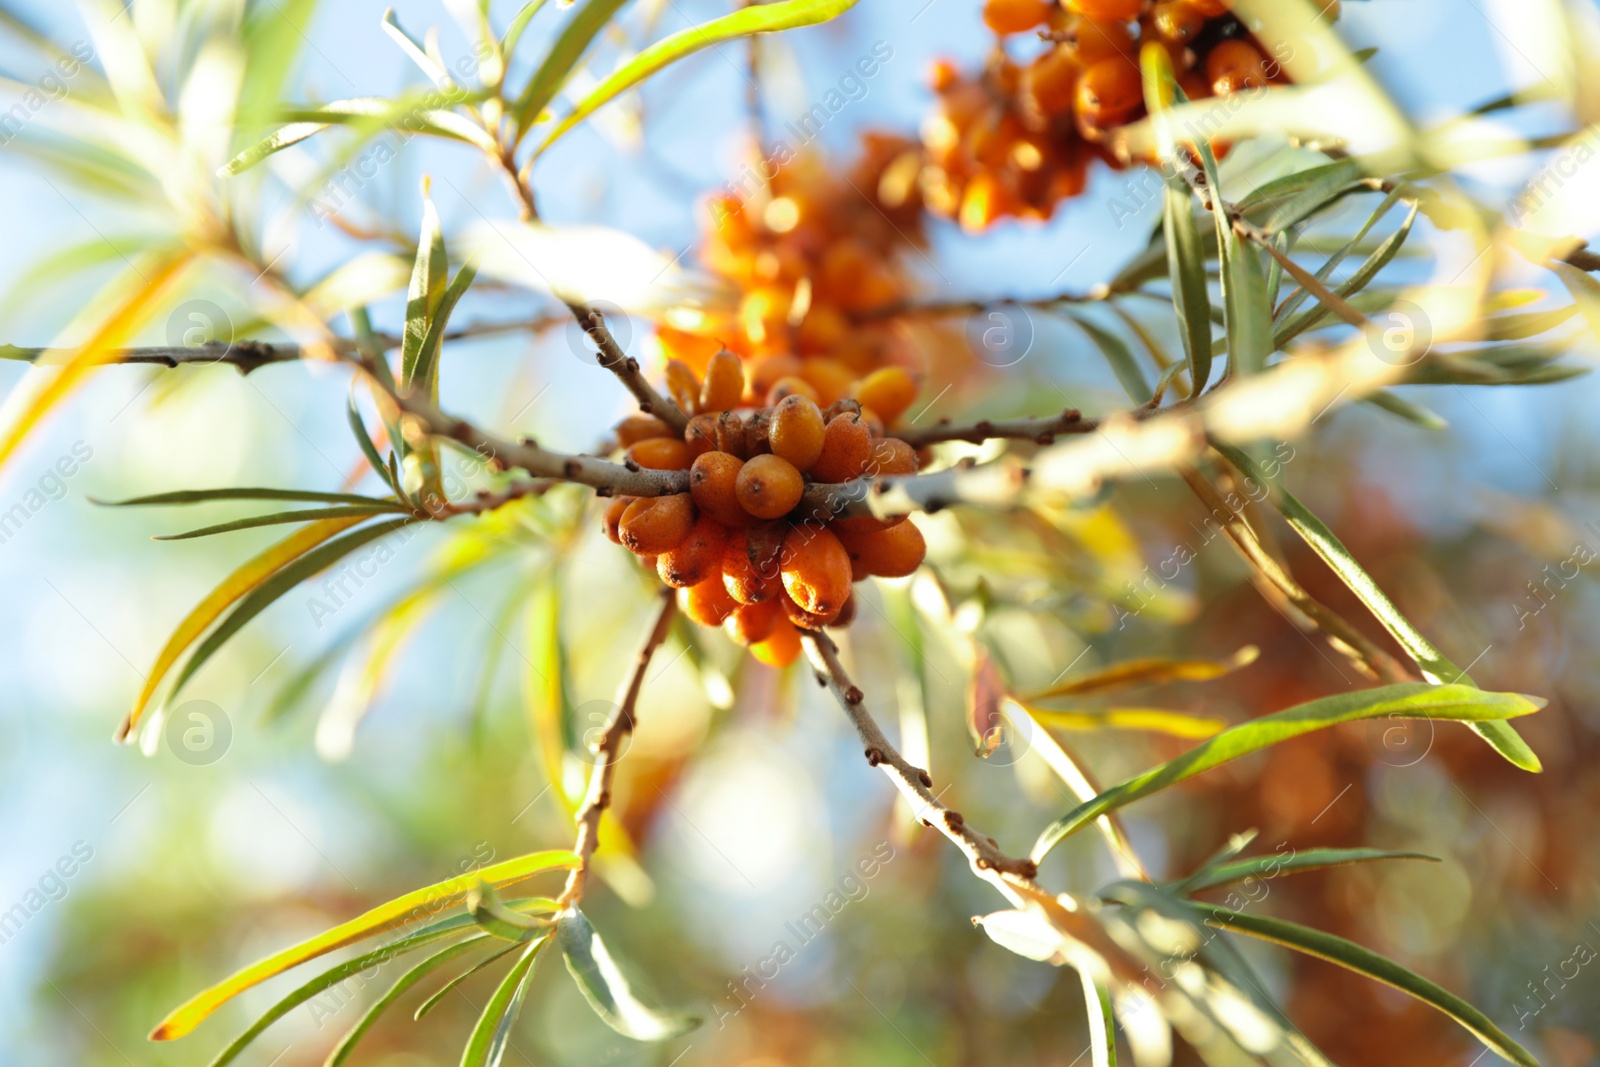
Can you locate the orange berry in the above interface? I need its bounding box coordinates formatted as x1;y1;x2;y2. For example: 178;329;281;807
749;616;801;667
837;519;926;579
725;598;781;645
664;359;701;416
1076;57;1143;127
982;0;1052;34
628;437;693;470
809;412;873;483
723;524;785;604
657;516;729;588
871;437;919;475
781;590;839;630
1187;0;1229;14
700;348;744;413
780;525;852;616
736;453;804;519
831;592;857;629
619;494;695;555
959;172;1003;233
769;394;827;470
852;367;919;425
745;354;803;403
684;413;719;458
715;410;749;458
679;574;737;627
1067;0;1144;19
797;358;855;406
796;306;850;356
616;414;672;447
1152;0;1206;43
690;451;748;526
743;408;774;456
1060;15;1135;64
602;496;635;544
767;375;820;407
1206;39;1269;96
1024;47;1081;115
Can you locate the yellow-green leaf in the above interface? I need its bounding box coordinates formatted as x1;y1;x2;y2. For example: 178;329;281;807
1022;704;1227;740
149;849;578;1040
1023;646;1258;700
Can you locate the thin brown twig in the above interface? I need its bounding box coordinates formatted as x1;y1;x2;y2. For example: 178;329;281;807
895;409;1095;448
566;303;690;434
800;630;1040;885
558;589;678;908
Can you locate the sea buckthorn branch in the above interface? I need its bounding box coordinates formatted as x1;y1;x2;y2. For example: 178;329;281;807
566;302;691;435
853;288;1108;323
800;629;1041;885
894;409;1099;448
558;587;679;909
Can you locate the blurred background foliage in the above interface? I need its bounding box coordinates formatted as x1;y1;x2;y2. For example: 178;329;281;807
2;0;1600;1065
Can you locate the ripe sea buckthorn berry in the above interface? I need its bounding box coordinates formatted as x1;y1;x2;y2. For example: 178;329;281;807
679;574;737;627
725;598;781;645
628;437;693;470
619;494;695;555
746;354;803;402
781;590;839;630
684;413;719;458
830;592;857;629
871;437;920;475
780;525;853;616
723;524;785;603
665;359;701;416
716;410;749;458
602;496;635;544
1024;47;1080;116
1206;39;1269;95
1061;15;1135;64
1067;0;1144;19
796;305;849;355
809;412;873;483
616;414;673;447
743;408;774;456
857;407;887;439
657;516;729;588
1186;0;1229;14
767;375;820;407
750;616;802;668
822;397;862;422
690;450;748;526
851;367;919;425
798;358;855;407
982;0;1051;34
770;394;826;470
700;349;744;413
1076;57;1143;127
736;453;804;519
837;519;926;579
1152;0;1205;42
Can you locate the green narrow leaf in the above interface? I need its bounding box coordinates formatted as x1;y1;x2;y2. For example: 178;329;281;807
1031;682;1542;859
167;518;423;699
502;0;553;58
1175;848;1437;894
557;908;701;1040
402;191;448;390
412;263;477;393
1079;969;1116;1067
348;389;402;494
416;943;523;1019
1187;905;1537;1067
220;94;495;176
155;506;408;541
1064;312;1152;404
1362;389;1447;429
512;0;633;138
1163;181;1213;391
461;937;547;1067
1554;261;1600;346
1236;158;1368;235
468;882;553;942
1210;440;1541;772
1222;232;1272;376
326;936;487;1066
1276;203;1417;346
1274;187;1403;324
95;487;396;507
535;0;859;154
382;8;454;89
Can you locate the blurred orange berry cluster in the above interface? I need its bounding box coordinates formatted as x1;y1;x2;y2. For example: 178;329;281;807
604;351;929;667
923;0;1322;230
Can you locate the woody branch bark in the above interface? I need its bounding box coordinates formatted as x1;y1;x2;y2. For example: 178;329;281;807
558;589;678;908
566;303;690;435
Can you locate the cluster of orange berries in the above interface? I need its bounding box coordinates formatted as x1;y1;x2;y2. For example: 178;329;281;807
923;0;1323;230
602;351;929;667
659;140;931;390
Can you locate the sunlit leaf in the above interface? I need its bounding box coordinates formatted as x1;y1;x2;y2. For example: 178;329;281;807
1079;969;1117;1067
154;505;407;540
1023;646;1258;700
150;850;579;1040
1363;389;1447;429
415;944;522;1020
557;908;700;1040
1064;311;1152;404
512;0;633;138
97;487;398;507
536;0;860;153
467;882;554;943
1175;847;1437;894
462;937;547;1067
326;937;487;1066
1022;704;1227;739
1032;683;1543;859
1185;904;1537;1067
1236;158;1368;234
402;187;449;390
1211;440;1542;772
